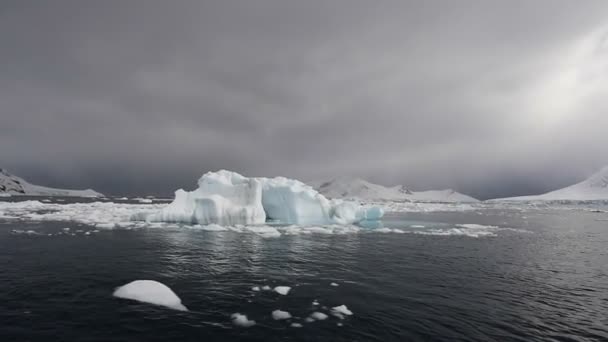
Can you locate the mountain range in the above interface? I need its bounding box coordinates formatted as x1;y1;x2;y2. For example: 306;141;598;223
308;177;479;203
0;168;103;197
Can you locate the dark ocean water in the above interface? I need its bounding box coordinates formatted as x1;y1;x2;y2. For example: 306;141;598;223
1;201;608;341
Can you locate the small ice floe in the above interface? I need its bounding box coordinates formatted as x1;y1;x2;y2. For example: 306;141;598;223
231;313;256;328
272;309;292;320
290;322;303;328
337;323;343;327
84;231;91;236
309;312;328;321
312;300;319;306
96;223;116;230
251;286;260;292
201;224;228;231
62;227;71;232
274;286;291;295
136;198;153;203
112;280;188;311
410;225;425;228
331;305;353;319
11;229;41;236
330;282;339;287
262;285;272;291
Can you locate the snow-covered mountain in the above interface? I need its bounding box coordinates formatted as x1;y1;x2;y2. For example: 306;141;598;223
495;166;608;201
309;177;478;203
0;169;103;197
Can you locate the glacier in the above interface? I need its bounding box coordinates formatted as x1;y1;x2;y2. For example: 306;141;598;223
133;170;384;226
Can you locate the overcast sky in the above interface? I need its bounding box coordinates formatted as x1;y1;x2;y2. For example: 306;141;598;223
1;0;607;199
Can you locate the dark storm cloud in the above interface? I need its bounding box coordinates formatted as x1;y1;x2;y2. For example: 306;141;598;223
2;0;608;198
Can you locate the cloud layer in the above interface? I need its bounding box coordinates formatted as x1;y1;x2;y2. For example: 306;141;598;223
2;1;608;199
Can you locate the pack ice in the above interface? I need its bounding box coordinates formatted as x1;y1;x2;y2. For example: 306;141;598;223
132;170;383;226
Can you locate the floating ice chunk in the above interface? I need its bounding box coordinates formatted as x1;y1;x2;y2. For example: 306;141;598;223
133;170;383;226
262;285;272;291
274;286;291;295
272;309;292;320
201;224;228;231
331;305;353;319
246;226;281;238
96;223;116;229
112;280;188;311
231;313;256;327
305;317;315;323
330;282;339;287
251;286;260;292
309;312;328;321
290;323;303;328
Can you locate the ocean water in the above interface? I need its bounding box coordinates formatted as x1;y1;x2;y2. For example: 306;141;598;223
1;198;608;341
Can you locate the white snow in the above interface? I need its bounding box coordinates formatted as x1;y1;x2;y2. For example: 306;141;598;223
231;313;256;327
309;312;328;321
272;309;292;320
134;170;383;226
112;280;188;311
310;176;478;203
0;168;103;197
494;166;608;201
274;286;291;295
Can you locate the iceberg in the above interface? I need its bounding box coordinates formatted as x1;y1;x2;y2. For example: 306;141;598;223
134;170;383;226
112;280;188;311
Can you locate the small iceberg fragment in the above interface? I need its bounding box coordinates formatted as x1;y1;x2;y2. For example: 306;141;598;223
309;312;328;321
331;305;353;319
274;286;291;295
272;309;292;320
251;286;260;292
330;282;339;287
231;313;256;327
112;280;188;311
290;322;303;328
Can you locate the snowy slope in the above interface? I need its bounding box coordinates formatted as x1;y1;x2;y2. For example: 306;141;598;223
0;169;103;197
309;177;478;203
495;166;608;201
309;177;409;201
